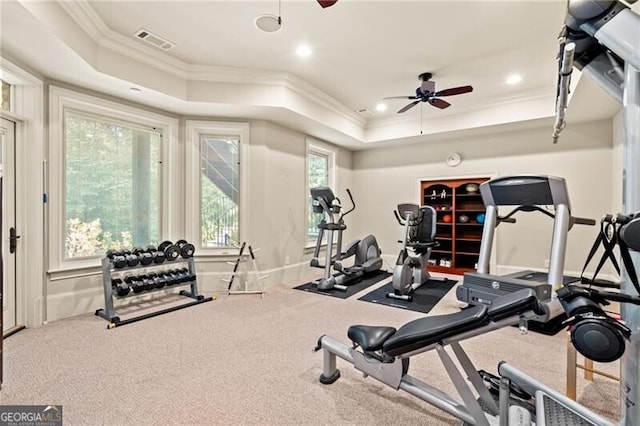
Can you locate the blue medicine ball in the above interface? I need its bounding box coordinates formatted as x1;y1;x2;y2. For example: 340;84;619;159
476;213;485;224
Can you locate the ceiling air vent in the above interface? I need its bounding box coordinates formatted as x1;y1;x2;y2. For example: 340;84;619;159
134;28;175;51
357;108;374;117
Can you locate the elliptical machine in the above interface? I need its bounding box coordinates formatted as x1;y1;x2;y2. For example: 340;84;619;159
387;203;446;301
309;187;383;291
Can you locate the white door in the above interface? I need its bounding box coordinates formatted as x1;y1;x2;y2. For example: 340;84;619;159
1;117;16;332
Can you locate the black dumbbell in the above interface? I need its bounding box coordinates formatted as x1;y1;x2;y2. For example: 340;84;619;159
162;270;175;286
178;267;195;282
125;275;145;293
173;269;187;284
132;247;154;266
122;250;140;268
148;272;166;289
175;240;196;258
158;241;180;261
106;250;127;269
147;245;165;264
166;269;182;285
111;278;131;297
138;274;154;291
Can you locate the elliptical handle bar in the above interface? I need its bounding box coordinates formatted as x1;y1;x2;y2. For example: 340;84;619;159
340;189;356;219
393;209;405;226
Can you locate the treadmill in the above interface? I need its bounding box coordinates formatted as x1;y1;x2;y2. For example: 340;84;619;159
457;175;593;311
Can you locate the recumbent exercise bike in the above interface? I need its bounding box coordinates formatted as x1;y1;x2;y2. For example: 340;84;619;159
309;187;383;291
387;203;448;301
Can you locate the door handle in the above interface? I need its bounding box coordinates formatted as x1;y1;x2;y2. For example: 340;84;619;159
9;227;19;254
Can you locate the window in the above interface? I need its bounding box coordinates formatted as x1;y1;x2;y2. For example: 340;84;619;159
63;111;161;258
186;121;248;254
0;79;11;111
49;86;177;270
200;135;239;248
306;140;336;244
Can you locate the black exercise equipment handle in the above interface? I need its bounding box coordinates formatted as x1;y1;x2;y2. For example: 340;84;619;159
572;217;597;226
340;189;356;219
497;205;595;228
394;210;404;226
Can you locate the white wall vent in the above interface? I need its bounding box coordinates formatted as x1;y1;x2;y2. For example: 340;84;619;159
133;28;175;51
357;108;374;117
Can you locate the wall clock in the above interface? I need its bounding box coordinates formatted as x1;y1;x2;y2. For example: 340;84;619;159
446;153;461;167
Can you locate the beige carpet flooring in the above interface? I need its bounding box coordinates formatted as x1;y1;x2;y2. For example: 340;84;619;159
1;275;620;425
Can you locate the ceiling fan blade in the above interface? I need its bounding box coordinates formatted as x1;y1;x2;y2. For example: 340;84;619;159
383;96;418;100
429;98;451;109
435;85;473;97
317;0;338;8
397;100;421;113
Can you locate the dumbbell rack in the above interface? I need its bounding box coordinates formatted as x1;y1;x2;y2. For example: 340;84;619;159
95;257;213;329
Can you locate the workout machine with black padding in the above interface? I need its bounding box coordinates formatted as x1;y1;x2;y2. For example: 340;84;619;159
314;288;617;425
309;187;383;291
387;203;449;301
553;3;640;416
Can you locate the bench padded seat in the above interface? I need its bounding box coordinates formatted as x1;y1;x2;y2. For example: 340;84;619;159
347;325;397;351
382;304;488;357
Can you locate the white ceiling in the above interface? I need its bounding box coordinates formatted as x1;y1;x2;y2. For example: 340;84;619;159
0;0;629;149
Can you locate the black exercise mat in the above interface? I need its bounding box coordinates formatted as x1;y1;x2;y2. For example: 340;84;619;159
358;279;457;314
293;271;392;299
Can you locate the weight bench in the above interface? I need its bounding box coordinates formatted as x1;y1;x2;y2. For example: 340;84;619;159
313;289;613;426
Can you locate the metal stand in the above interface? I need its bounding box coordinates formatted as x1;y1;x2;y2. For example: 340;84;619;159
223;242;268;297
557;4;640;422
620;61;640;426
95;256;213;329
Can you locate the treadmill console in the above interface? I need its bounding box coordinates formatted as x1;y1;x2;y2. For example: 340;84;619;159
480;175;570;209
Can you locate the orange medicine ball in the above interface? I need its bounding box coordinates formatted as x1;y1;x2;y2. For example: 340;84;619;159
442;214;452;223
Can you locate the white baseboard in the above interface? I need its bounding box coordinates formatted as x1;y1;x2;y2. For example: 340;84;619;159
45;261;313;323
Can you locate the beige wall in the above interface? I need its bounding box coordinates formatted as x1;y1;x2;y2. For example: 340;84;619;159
45;117;353;321
350;120;614;276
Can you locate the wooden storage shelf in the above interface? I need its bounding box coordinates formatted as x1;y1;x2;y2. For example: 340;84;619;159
421;177;489;275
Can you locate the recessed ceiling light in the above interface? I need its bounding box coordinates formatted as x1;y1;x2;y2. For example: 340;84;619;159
129;87;141;93
505;74;523;85
375;103;387;112
295;44;312;58
254;14;282;33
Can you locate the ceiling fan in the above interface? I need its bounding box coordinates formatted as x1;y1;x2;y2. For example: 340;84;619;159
384;73;473;113
317;0;339;8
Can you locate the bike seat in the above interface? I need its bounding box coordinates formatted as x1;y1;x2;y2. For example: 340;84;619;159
348;325;397;351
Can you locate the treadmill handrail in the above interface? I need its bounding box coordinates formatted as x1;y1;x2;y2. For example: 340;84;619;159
497;205;595;229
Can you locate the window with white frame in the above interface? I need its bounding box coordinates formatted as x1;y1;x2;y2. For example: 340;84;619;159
49;86;176;270
63;111;161;258
307;141;336;244
185;121;248;253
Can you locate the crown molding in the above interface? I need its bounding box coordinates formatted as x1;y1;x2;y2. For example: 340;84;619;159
56;0;365;128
